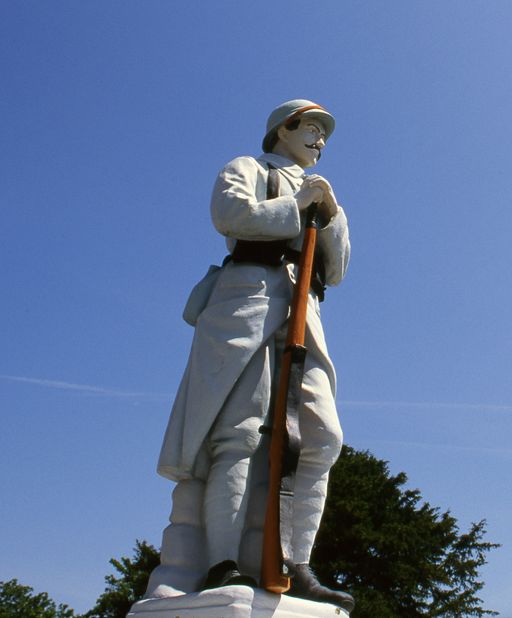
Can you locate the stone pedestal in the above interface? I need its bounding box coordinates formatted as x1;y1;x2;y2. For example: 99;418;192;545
127;585;350;617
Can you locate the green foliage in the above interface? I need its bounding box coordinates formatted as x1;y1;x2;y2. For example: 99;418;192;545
0;579;75;618
83;540;160;618
311;446;499;617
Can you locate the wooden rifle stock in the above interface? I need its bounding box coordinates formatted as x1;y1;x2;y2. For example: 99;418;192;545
261;204;318;593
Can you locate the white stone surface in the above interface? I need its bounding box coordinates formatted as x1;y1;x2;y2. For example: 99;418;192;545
127;586;350;617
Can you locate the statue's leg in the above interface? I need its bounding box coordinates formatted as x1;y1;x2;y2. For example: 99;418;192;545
291;359;342;564
203;336;275;571
285;350;355;612
146;478;208;596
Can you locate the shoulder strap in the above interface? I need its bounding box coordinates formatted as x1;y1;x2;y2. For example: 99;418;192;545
231;163;286;266
267;164;280;200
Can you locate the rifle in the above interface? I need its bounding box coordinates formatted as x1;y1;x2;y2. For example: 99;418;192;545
261;204;319;593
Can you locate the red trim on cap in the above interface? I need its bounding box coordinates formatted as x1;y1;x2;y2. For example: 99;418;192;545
284;104;326;126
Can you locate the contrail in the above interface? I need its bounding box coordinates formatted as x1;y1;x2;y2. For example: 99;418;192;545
0;374;171;401
362;437;512;457
338;399;512;413
2;374;510;413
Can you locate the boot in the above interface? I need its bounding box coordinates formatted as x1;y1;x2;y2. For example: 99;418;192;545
202;560;257;590
287;562;355;612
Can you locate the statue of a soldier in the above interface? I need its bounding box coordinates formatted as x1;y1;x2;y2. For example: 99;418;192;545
147;99;354;612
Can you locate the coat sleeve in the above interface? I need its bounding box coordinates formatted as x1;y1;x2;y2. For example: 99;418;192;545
211;156;301;240
316;205;351;286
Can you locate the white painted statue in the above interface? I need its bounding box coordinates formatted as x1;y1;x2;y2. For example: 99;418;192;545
144;100;354;613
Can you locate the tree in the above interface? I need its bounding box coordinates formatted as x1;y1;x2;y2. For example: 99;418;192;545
311;446;499;617
0;579;75;618
84;540;160;618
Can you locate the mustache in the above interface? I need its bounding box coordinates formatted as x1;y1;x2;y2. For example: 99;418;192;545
305;144;322;160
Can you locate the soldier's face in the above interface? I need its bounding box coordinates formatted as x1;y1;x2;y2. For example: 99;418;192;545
278;118;326;168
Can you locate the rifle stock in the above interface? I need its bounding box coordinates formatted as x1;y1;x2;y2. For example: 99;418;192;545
261;204;318;593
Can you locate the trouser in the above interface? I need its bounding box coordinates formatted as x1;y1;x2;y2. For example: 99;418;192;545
203;322;343;570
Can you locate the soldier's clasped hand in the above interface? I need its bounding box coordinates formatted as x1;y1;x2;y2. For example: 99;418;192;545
295;174;339;220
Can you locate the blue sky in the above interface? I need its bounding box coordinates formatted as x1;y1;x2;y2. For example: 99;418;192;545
1;1;511;614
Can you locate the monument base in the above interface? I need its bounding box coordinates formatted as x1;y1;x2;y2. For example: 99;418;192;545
127;585;350;617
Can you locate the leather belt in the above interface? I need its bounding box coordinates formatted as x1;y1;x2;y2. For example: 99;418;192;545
231;241;326;302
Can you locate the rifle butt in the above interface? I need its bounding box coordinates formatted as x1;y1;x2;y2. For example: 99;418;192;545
260;494;291;593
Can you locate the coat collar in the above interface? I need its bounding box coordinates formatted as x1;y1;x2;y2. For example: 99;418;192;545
257;153;306;185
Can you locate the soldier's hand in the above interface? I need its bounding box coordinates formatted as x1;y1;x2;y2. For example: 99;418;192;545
306;175;339;220
294;179;324;212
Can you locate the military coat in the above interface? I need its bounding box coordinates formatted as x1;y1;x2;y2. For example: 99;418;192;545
157;153;350;481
